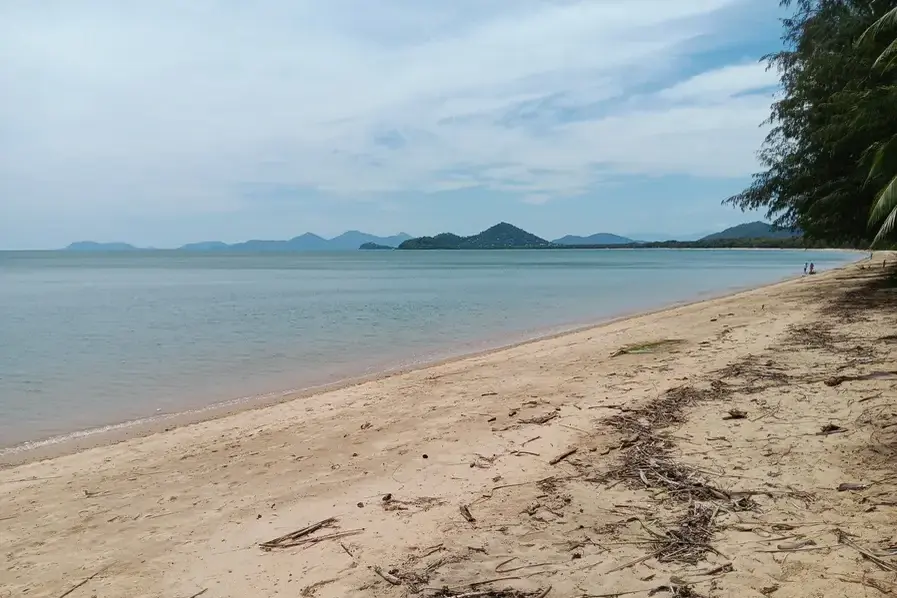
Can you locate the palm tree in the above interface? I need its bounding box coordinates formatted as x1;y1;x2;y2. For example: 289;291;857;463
860;6;897;244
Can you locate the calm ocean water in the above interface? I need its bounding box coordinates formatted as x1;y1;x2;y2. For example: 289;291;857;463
0;249;857;449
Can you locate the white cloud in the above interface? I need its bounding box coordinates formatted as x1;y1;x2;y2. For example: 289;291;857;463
0;0;772;217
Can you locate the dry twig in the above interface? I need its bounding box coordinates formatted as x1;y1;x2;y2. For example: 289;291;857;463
460;504;476;523
836;529;897;573
56;566;111;598
549;448;578;466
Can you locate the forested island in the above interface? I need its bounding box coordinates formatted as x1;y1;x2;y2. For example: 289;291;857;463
396;221;850;250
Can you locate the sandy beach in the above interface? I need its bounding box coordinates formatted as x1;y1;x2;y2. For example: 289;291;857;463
2;256;896;598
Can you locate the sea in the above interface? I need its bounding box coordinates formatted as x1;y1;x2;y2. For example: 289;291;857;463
0;249;858;452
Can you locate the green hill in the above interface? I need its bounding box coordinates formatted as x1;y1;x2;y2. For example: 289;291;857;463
700;221;798;241
398;223;551;250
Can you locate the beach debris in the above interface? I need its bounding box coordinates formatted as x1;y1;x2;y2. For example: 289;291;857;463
722;409;748;420
423;454;429;459
459;504;476;523
430;582;551;598
259;517;363;550
482;392;498;397
380;494;445;513
300;578;338;597
836;528;897;572
825;370;897;387
549;447;578;466
818;423;847;435
519;412;558;425
495;557;557;573
581;586;706;598
611;339;685;357
511;450;540;457
374;566;402;585
776;538;816;550
759;585;780;596
594;385;762;564
360;422;372;430
834;575;896;595
357;502;364;508
837;482;871;492
471;453;500;468
55;565;112;598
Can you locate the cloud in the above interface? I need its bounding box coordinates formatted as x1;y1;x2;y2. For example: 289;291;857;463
0;0;774;225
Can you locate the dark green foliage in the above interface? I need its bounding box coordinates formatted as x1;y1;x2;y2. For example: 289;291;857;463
398;223;552;249
727;0;897;245
559;237;860;249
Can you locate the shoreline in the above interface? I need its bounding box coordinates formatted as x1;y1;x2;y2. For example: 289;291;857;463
0;262;849;467
2;254;893;598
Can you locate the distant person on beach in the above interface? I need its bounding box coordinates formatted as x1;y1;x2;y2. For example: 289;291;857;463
803;262;808;275
809;262;816;275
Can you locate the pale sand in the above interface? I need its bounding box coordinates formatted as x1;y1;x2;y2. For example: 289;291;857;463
2;257;896;598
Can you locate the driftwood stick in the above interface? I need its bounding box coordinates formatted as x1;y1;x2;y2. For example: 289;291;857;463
837;529;897;572
581;589;653;598
549;448;578;466
56;566;109;598
374;566;402;585
606;547;666;573
459;504;476;523
468;575;522;588
259;517;337;548
340;543;354;558
272;529;363;548
186;590;208;598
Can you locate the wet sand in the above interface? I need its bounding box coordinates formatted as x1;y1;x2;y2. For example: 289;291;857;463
2;255;895;598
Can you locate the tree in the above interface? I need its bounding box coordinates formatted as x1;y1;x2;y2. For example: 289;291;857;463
727;0;897;246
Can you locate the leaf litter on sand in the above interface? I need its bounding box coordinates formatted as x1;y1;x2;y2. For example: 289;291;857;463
429;587;552;598
593;384;760;565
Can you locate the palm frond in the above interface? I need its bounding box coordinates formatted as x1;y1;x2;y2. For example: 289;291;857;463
858;7;897;47
872;205;897;245
870;174;897;244
866;135;897;184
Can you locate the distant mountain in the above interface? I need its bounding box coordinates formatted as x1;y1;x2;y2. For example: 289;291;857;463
359;242;394;250
399;223;552;250
178;241;230;251
700;221;799;241
329;231;412;250
552;233;634;245
65;241;139;251
175;231;411;252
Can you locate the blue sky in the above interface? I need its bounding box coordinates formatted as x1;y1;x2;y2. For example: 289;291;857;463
0;1;786;249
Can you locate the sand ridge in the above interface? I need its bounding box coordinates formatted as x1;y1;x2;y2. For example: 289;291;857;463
1;257;896;597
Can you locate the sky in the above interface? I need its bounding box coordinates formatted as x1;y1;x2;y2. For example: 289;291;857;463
0;0;787;249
